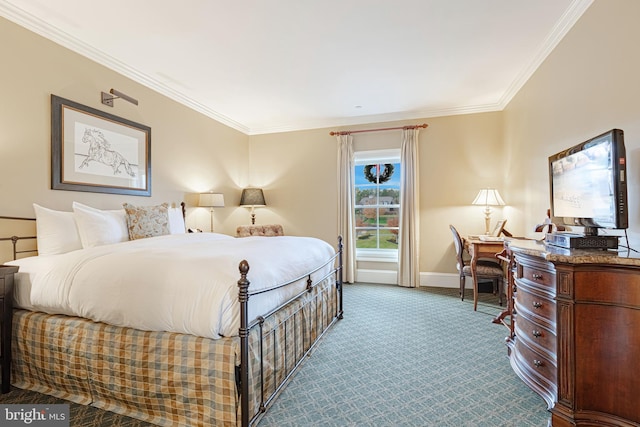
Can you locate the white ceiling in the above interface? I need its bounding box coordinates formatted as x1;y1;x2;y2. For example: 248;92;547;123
0;0;593;135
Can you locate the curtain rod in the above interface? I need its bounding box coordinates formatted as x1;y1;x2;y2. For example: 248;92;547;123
329;123;428;136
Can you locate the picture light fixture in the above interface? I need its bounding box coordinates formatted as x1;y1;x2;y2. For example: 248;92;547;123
101;88;139;107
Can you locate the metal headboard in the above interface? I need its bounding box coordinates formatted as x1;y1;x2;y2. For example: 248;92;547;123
0;216;37;261
0;203;186;262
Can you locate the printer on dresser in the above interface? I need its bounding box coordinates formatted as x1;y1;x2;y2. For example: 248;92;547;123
505;239;640;427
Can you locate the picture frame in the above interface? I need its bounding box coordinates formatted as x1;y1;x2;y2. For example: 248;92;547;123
491;219;507;237
51;95;151;196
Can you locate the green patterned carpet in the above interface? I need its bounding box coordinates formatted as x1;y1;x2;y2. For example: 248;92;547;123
0;388;153;426
256;284;550;427
0;284;550;426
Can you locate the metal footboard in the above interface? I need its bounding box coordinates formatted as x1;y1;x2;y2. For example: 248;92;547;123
238;236;343;427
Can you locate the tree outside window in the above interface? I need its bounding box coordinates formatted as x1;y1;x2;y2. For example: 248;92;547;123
354;162;401;251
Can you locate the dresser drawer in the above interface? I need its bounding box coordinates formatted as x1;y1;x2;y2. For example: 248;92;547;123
516;254;555;290
513;337;557;386
515;281;555;325
520;264;554;288
514;312;556;358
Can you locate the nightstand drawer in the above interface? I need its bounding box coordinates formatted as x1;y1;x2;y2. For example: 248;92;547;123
0;265;18;394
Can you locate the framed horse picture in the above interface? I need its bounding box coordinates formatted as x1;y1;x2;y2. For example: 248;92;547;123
51;95;151;196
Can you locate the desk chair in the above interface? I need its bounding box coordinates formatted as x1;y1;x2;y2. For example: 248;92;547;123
449;225;504;308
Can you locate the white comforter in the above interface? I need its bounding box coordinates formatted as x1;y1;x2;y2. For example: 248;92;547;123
6;233;335;339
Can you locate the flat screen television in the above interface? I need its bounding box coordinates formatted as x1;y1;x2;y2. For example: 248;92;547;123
548;128;628;237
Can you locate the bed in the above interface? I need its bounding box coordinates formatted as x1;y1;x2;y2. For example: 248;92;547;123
0;203;343;427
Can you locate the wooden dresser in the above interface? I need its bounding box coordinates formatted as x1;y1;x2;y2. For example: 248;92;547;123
506;240;640;426
507;251;557;409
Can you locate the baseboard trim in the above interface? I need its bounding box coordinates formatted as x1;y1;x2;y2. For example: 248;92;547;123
420;272;461;288
355;270;462;289
356;269;397;285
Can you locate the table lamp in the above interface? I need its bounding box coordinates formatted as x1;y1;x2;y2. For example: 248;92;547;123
240;188;266;225
199;192;225;231
472;188;505;235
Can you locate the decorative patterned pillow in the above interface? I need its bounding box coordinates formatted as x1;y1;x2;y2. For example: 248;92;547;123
122;203;170;240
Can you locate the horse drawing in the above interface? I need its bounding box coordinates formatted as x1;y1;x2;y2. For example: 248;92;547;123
79;128;136;177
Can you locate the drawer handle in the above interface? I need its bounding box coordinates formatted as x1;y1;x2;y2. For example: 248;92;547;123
532;301;543;309
532;330;542;338
533;359;544;368
532;273;543;280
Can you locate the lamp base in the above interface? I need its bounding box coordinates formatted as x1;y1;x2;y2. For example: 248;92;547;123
484;207;492;235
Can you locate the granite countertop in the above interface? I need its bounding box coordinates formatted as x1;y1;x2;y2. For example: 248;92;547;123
506;237;640;267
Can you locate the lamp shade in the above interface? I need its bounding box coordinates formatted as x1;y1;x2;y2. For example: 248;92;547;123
472;188;505;206
240;188;266;206
199;193;225;208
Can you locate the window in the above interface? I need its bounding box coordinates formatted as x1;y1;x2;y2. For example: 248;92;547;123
354;149;400;258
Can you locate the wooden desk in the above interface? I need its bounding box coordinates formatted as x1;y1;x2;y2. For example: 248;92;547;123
465;237;505;311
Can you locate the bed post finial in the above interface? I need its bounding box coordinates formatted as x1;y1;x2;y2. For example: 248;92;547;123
238;259;250;427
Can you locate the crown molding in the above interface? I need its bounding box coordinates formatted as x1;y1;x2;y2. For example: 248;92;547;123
247;103;503;135
498;0;594;109
0;0;594;136
0;1;250;134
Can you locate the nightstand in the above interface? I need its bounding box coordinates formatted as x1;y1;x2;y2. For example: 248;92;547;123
0;265;18;393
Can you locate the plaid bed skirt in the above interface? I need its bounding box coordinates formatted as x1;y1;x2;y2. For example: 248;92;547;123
11;276;337;427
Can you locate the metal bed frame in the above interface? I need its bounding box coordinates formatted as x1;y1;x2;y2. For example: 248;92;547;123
239;236;343;426
0;214;343;426
0;216;37;261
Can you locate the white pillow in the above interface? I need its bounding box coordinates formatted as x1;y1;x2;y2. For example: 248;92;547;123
168;206;186;234
72;202;129;248
33;204;82;256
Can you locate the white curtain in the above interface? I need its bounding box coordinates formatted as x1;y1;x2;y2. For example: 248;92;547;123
337;134;356;283
398;128;420;287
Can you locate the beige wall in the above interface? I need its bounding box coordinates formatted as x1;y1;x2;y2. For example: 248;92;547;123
504;0;640;248
250;0;640;281
6;0;638;283
1;10;507;281
249;112;505;279
0;17;249;235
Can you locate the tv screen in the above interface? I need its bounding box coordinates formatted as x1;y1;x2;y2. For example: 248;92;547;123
549;129;628;235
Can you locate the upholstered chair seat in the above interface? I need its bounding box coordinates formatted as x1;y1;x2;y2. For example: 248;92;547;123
236;224;284;237
461;261;504;277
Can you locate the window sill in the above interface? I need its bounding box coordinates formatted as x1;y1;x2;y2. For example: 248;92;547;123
356;254;398;263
